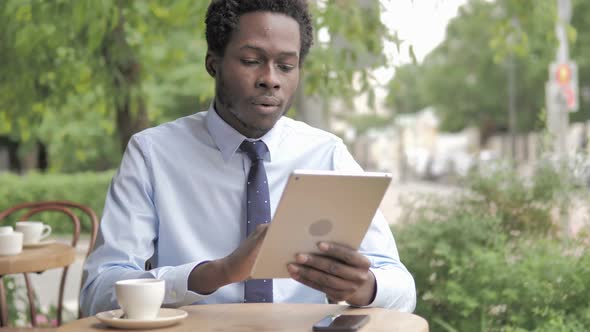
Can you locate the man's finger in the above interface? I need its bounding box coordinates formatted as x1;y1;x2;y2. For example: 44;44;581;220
288;266;353;302
295;253;368;283
288;263;355;291
317;242;371;269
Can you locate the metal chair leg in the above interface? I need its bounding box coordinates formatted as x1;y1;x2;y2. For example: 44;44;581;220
0;276;8;327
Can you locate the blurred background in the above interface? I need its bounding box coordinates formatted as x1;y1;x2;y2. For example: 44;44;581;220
1;0;589;330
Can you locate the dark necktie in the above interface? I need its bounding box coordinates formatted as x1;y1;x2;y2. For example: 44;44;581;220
240;140;273;303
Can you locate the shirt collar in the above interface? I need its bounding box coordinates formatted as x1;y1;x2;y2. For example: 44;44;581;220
205;103;283;163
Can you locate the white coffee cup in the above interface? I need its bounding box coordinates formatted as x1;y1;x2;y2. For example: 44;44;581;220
0;231;23;256
15;221;52;245
115;279;165;320
0;226;14;234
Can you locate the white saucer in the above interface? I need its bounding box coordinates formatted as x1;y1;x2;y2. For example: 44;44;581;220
96;308;188;330
23;240;56;248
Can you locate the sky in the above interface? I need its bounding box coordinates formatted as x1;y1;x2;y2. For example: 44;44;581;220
375;0;469;84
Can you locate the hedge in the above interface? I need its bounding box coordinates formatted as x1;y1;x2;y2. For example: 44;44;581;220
0;171;114;234
393;161;590;331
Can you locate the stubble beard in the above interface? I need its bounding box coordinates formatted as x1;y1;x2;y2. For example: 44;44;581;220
216;73;271;137
215;69;294;138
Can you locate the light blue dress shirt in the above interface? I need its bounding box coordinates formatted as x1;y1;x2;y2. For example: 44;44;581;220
80;107;416;316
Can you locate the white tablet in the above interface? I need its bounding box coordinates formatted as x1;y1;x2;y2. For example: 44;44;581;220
250;169;392;279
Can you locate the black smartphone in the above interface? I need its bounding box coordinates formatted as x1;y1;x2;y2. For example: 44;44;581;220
312;314;370;331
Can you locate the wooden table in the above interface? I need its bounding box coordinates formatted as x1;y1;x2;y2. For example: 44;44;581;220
58;303;429;332
0;243;76;327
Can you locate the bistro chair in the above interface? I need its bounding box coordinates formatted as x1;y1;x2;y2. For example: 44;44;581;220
0;201;99;328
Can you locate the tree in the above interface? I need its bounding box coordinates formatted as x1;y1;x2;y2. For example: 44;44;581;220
426;0;557;141
0;0;211;171
0;0;392;172
385;0;590;144
386;63;429;114
570;0;590;124
298;0;392;129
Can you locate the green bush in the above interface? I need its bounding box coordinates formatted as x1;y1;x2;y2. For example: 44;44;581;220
0;171;114;234
394;162;590;331
464;160;574;237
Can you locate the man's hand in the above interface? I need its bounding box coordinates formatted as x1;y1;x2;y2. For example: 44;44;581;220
221;224;269;283
287;242;376;306
188;224;269;294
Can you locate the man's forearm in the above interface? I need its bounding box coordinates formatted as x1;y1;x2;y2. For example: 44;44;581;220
187;259;231;294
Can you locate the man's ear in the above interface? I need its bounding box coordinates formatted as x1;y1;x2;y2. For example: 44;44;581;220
205;51;219;78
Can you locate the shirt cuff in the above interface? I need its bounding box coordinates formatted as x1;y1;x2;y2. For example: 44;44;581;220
347;267;416;311
366;268;388;308
164;261;212;306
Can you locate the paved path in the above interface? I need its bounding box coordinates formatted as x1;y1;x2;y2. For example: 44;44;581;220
379;180;458;225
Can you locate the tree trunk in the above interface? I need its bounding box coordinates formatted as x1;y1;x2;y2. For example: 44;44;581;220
295;75;328;130
479;116;498;148
116;95;149;153
103;0;150;153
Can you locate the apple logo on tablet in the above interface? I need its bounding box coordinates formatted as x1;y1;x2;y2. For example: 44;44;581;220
309;219;333;237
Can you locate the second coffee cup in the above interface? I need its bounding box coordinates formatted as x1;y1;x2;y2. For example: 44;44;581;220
15;221;52;245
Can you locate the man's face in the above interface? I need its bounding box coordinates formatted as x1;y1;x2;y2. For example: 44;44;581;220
208;11;301;138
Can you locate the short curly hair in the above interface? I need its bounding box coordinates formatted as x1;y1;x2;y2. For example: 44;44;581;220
205;0;314;64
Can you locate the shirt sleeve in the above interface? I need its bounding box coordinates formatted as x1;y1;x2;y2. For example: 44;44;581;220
332;141;416;312
79;135;211;317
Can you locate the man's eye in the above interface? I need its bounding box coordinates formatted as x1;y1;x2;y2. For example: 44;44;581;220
278;64;295;72
241;59;260;65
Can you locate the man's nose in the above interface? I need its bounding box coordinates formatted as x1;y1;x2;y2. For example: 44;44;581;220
255;65;280;90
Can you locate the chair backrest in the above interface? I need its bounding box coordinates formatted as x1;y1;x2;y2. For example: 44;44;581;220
0;201;99;327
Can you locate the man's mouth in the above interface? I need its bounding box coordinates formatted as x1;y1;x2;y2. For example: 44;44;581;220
252;96;281;108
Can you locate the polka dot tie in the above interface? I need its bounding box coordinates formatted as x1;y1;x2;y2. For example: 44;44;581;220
240;140;273;303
